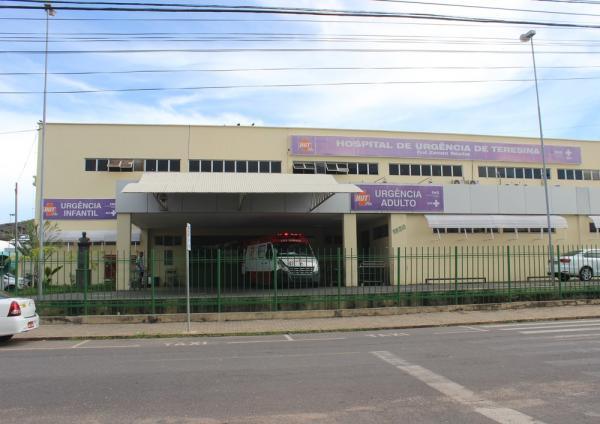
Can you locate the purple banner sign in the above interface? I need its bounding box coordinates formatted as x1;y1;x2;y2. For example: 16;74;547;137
44;199;116;220
351;185;444;212
291;135;581;164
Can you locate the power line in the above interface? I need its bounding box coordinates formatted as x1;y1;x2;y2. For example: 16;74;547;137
1;3;600;29
1;47;597;54
1;76;598;95
372;0;600;17
2;64;600;76
0;128;37;135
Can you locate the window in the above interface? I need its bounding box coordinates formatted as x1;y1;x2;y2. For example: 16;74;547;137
515;168;524;179
201;160;211;172
189;160;200;172
524;168;533;179
559;168;600;181
442;165;452;177
575;169;583;180
259;161;270;173
410;164;420;176
368;163;378;175
400;164;410;175
421;165;432;176
157;159;169;172
236;161;247;172
506;167;515;178
533;168;542;179
164;250;174;266
293;161;376;175
358;163;368;175
590;223;598;233
85;159;96;171
271;161;281;173
557;169;565;180
432;165;442;176
134;159;144;171
145;159;157;172
224;160;235;172
478;166;487;178
212;160;223;172
348;163;358;174
566;169;574;180
452;166;462;177
389;164;399;176
248;161;259;173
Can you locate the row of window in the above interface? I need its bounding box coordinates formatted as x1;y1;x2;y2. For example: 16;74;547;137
389;164;463;177
85;159;180;172
433;228;556;234
85;159;600;184
478;166;551;180
189;160;281;173
292;161;379;175
558;169;600;181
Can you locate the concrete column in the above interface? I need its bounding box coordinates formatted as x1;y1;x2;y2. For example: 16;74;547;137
388;214;408;286
343;213;358;287
116;213;132;290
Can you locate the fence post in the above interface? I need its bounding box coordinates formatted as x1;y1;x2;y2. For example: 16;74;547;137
454;246;459;305
150;248;156;315
557;244;562;299
396;247;401;307
217;249;222;313
273;249;278;311
336;247;341;310
83;249;88;315
507;246;511;303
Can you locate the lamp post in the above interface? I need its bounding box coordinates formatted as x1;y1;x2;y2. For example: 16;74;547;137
13;183;18;287
520;29;555;282
38;2;55;296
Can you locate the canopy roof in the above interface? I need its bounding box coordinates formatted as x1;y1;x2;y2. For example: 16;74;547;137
122;173;361;194
425;215;568;229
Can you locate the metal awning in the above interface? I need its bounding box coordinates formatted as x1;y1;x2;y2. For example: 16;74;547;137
589;216;600;229
121;172;361;194
425;215;568;229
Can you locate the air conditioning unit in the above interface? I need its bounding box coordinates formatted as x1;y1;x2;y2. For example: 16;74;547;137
469;180;478;185
451;179;461;184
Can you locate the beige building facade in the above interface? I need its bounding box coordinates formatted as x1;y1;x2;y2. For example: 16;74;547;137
37;123;600;289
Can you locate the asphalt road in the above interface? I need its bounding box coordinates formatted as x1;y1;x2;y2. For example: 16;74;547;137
2;319;600;423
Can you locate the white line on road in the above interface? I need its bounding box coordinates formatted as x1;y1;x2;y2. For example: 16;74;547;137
371;350;547;424
434;326;488;335
284;334;294;341
500;323;600;332
227;336;346;344
483;319;600;329
1;344;140;352
140;351;362;362
71;340;89;349
520;328;600;335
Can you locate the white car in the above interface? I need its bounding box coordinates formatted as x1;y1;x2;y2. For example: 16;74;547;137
1;273;27;291
0;292;39;342
551;249;600;282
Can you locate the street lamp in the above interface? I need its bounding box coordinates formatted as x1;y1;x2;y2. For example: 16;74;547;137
520;29;555;282
38;2;55;296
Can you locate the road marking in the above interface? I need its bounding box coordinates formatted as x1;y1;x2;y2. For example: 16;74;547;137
1;344;140;352
371;350;547;424
483;319;600;329
434;326;488;335
520;328;600;335
71;340;89;349
227;336;346;344
500;323;600;332
164;341;208;347
284;334;294;341
366;332;408;338
546;357;600;366
140;351;362;362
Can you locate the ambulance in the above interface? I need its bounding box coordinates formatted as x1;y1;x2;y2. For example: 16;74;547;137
241;233;320;285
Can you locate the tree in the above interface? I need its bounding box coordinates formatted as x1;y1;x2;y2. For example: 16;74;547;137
16;221;63;285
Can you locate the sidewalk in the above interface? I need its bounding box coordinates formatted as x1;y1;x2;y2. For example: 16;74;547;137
14;303;600;340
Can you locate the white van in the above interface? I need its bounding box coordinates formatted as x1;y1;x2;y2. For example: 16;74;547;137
242;233;320;285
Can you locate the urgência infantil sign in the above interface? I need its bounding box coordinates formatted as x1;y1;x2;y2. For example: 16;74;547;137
43;199;116;220
351;185;444;212
291;135;581;164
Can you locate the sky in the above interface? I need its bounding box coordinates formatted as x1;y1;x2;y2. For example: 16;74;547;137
0;0;599;223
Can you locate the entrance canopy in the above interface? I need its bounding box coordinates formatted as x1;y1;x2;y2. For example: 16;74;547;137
122;173;361;194
425;215;568;229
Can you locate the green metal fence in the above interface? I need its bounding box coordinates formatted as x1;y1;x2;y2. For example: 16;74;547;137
6;244;600;316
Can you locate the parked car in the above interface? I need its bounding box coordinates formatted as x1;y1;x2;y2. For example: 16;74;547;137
0;291;39;341
550;249;600;282
1;273;27;291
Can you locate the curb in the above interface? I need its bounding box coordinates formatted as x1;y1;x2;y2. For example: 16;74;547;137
15;313;600;342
